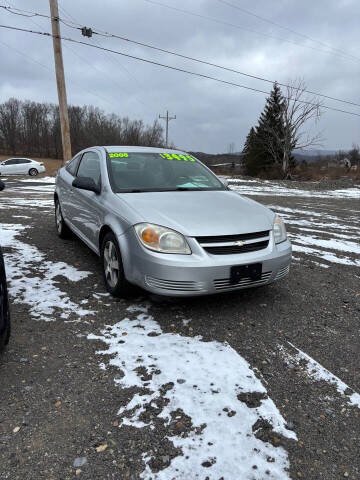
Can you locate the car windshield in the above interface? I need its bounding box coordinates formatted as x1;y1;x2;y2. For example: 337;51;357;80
107;152;225;193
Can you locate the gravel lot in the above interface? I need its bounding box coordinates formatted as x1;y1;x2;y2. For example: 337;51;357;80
0;176;359;480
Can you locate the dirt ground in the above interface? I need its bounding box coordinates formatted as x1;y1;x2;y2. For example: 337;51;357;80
0;176;359;479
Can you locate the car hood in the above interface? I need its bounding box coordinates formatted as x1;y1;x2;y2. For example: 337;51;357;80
116;190;275;237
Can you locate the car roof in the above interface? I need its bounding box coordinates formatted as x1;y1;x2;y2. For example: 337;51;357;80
103;146;190;155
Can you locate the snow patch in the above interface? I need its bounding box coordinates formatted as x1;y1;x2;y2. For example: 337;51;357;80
291;243;360;267
90;305;296;479
230;182;360;199
19;176;55;184
0;197;53;209
280;343;360;409
0;223;93;321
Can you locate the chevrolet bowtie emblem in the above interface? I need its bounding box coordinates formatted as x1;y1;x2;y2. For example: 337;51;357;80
236;240;244;247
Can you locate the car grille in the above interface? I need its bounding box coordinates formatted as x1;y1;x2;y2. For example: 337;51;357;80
145;276;206;292
274;264;290;280
214;271;272;290
195;230;270;255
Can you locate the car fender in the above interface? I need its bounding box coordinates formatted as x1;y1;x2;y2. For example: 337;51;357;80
98;212;132;250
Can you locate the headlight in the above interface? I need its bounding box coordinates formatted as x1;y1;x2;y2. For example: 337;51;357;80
134;223;191;254
273;216;287;244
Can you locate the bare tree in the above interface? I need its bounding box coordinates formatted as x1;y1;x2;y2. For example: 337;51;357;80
0;98;164;158
0;98;22;154
261;79;323;178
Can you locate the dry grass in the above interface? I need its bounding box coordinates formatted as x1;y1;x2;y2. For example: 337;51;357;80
295;165;360;181
0;154;63;177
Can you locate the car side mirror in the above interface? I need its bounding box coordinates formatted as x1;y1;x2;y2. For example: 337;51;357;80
0;179;5;191
72;176;101;194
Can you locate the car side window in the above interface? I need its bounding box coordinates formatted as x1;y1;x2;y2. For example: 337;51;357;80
66;154;81;176
77;152;101;185
5;159;17;165
16;159;30;164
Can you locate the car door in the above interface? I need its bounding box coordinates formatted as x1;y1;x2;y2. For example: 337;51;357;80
16;159;31;174
0;159;18;175
71;151;104;250
58;153;82;220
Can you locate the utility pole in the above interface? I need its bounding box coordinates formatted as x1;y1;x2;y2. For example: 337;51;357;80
49;0;72;165
159;110;176;148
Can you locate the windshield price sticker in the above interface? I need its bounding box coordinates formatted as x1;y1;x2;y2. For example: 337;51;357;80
159;153;196;162
109;153;129;158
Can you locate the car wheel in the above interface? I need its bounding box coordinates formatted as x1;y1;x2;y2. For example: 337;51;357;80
4;307;10;346
55;199;71;238
0;263;10;353
29;168;38;176
101;232;133;298
0;310;10;353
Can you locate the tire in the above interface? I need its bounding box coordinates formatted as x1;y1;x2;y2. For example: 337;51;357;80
4;307;10;346
0;254;10;353
29;168;38;176
101;232;133;298
55;198;71;239
0;309;10;354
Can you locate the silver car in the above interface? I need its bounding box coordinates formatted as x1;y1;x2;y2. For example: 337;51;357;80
55;146;291;297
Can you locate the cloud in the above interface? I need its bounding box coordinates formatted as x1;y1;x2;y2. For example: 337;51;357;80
1;0;359;153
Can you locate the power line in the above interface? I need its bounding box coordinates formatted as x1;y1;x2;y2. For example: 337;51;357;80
1;2;357;66
89;31;360;109
55;4;155;111
0;36;124;108
0;38;55;73
1;4;359;109
1;24;360;118
3;2;124;108
58;4;80;25
140;0;360;65
216;0;360;63
62;41;151;111
5;2;150;112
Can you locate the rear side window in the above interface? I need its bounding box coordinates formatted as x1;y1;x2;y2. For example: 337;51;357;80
17;159;31;164
77;151;101;185
66;154;82;176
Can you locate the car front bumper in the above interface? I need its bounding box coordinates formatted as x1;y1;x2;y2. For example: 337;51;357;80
121;230;292;297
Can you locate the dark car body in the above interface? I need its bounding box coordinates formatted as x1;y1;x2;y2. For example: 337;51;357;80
0;178;10;352
0;246;10;352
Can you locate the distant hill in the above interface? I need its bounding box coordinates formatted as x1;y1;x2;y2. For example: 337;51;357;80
293;149;338;157
191;149;349;167
190;152;244;166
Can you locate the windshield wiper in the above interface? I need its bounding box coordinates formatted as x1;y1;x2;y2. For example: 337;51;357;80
117;187;212;193
174;187;204;191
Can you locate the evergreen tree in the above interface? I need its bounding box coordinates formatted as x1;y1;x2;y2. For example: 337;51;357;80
256;82;285;167
242;83;287;176
242;127;262;176
242;127;256;156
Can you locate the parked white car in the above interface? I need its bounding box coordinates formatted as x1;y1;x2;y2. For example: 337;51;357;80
0;158;46;176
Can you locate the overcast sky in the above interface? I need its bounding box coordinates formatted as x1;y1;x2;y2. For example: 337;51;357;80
1;0;359;153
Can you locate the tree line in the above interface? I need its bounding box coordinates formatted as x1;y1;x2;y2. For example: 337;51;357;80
0;98;164;159
242;80;322;178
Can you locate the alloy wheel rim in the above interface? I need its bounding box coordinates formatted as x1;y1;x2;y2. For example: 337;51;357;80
104;241;120;288
56;204;62;232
